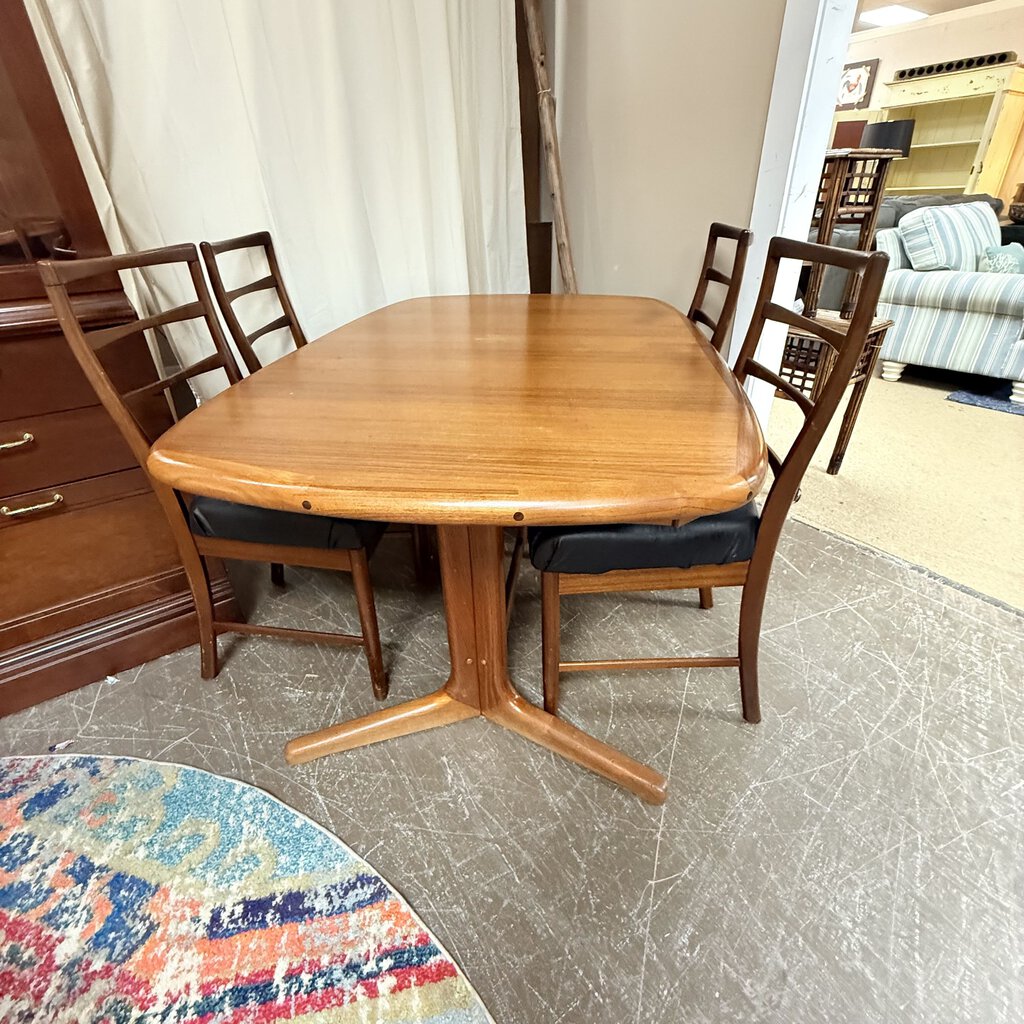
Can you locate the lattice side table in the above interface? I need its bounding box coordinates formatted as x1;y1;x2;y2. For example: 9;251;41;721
779;311;893;475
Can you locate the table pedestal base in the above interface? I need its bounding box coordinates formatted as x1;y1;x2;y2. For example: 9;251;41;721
284;525;668;804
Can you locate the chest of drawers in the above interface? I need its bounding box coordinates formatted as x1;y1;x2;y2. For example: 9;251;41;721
0;296;235;715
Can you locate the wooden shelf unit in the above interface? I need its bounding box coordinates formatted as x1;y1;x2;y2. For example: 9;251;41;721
886;184;967;193
881;64;1024;197
909;139;982;150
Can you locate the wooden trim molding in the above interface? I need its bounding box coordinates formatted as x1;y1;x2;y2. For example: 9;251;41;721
0;292;137;337
0;577;237;717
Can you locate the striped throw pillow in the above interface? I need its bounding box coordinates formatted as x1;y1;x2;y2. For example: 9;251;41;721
898;201;1001;273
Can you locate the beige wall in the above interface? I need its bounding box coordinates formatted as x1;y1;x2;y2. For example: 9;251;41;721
847;0;1024;106
554;0;788;309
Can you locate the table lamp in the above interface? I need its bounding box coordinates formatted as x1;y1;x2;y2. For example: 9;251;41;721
860;119;915;157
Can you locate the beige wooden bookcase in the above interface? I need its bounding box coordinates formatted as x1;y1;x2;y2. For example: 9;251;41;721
880;64;1024;197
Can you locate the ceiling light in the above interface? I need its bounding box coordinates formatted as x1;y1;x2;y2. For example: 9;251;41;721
859;5;928;27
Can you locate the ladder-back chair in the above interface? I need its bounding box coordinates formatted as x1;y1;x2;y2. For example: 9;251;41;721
505;222;754;625
530;238;889;723
38;244;389;698
202;231;309;588
687;222;753;354
202;230;438;588
199;231;307;375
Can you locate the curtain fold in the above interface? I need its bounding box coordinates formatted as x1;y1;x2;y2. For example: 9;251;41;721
26;0;529;395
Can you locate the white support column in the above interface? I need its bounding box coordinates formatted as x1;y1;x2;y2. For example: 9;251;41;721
727;0;859;426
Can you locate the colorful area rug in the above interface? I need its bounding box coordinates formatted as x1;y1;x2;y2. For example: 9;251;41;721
0;755;493;1023
946;380;1023;416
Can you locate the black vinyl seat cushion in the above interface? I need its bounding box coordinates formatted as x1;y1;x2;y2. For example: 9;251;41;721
529;503;760;575
189;496;387;552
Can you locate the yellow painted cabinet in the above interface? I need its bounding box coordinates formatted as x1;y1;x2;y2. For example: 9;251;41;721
879;65;1024;198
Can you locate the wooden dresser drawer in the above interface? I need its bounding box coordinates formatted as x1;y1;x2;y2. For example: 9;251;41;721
0;329;161;419
0;405;136;498
0;333;98;417
0;488;187;650
0;467;150;532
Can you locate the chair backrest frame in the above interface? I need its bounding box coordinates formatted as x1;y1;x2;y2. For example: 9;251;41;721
38;243;243;471
39;244;248;619
200;231;307;375
733;236;888;581
687;222;753;354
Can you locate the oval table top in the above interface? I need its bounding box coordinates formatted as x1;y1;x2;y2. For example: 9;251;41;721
147;295;766;527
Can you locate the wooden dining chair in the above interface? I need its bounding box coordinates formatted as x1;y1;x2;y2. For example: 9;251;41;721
202;231;310;589
199;231;306;376
687;222;753;354
530;238;889;723
505;222;753;624
202;230;438;588
38;244;389;699
505;222;753;625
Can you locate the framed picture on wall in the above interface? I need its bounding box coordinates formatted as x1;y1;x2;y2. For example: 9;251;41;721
836;59;880;111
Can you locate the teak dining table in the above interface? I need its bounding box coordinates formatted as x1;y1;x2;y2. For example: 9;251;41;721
148;295;766;804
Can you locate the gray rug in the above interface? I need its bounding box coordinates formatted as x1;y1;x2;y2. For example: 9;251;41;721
946;380;1023;415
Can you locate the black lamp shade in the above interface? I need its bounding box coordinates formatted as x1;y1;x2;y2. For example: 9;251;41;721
860;119;915;157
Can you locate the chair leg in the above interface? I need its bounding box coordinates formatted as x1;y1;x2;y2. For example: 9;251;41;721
350;548;389;701
187;555;218;679
270;562;286;587
412;525;439;587
737;580;766;724
541;572;561;715
505;526;527;626
699;587;713;610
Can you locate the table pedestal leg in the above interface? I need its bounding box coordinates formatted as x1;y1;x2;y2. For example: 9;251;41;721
284;691;477;764
284;524;668;804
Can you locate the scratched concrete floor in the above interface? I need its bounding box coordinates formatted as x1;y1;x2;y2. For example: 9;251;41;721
2;521;1022;1024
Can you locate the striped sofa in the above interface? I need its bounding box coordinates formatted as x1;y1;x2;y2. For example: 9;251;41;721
875;201;1024;404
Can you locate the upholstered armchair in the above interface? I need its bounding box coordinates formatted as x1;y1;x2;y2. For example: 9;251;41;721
874;201;1024;403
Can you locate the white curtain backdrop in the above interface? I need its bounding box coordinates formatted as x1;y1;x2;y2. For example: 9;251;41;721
25;0;529;395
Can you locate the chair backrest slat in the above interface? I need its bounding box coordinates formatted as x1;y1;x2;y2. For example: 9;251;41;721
201;231;307;374
47;243;199;284
121;352;226;404
688;222;753;354
248;313;291;345
691;308;718;332
226;274;276;302
745;362;816;415
38;244;243;469
85;299;206;351
764;302;847;351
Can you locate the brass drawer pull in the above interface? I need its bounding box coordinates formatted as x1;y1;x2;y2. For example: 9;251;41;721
1;493;63;518
0;432;34;452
